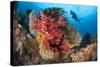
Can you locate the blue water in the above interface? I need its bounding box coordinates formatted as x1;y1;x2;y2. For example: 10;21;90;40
16;1;97;36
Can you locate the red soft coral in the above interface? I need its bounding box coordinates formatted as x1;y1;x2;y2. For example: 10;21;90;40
32;11;70;54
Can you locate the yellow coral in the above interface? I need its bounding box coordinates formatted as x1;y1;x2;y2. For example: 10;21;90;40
36;32;45;44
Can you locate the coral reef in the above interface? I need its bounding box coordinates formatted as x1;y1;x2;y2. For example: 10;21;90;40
12;7;97;65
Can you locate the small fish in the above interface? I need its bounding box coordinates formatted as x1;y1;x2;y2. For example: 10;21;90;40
70;10;82;23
